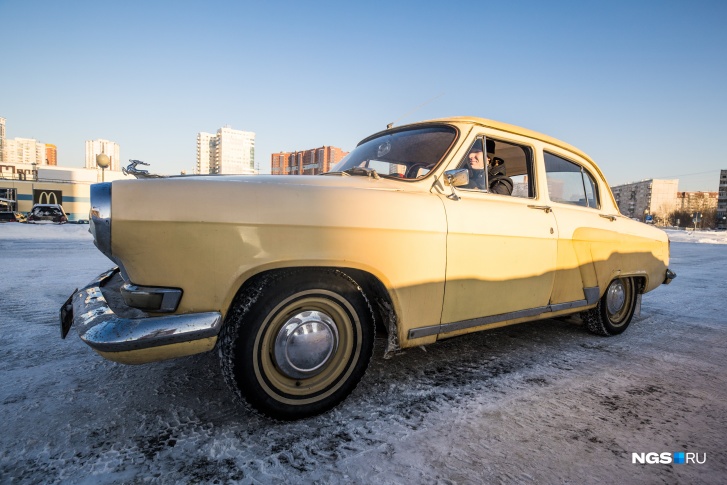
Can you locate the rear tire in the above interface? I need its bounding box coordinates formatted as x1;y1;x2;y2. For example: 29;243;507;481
581;277;637;336
219;269;375;420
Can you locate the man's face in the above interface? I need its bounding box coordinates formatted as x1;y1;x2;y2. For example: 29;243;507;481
468;150;485;169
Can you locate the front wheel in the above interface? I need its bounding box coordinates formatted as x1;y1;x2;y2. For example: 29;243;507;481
219;269;375;420
581;277;637;336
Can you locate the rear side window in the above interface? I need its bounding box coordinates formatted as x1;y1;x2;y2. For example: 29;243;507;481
544;152;600;209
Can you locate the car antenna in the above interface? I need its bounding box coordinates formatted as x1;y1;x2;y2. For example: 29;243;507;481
387;92;444;129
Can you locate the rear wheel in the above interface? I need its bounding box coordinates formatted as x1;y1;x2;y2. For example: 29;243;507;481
219;269;374;420
582;277;637;336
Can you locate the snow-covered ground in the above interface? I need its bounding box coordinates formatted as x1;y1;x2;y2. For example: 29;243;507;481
1;223;725;484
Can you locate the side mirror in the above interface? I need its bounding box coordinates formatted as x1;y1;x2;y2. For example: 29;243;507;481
444;168;469;187
443;168;469;201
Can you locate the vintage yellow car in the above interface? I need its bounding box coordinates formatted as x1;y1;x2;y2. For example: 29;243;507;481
60;117;675;420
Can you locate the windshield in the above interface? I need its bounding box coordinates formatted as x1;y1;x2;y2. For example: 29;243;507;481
330;125;458;180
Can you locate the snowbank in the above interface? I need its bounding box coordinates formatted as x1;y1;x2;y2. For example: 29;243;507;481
664;228;727;245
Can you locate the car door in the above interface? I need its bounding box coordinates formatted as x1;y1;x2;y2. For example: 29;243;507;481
438;136;559;333
543;149;622;305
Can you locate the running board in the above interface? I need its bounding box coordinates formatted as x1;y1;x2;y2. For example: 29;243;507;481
408;286;600;340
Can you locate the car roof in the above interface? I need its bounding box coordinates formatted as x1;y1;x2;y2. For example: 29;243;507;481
382;116;595;166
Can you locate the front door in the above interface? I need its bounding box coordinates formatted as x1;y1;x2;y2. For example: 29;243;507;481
439;136;558;329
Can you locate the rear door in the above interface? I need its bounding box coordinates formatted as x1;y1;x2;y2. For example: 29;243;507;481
543;150;621;304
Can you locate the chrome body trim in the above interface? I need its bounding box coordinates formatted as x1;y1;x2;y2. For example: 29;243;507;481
120;283;183;312
527;204;552;213
663;268;677;285
89;183;112;260
70;268;222;353
89;183;130;281
408;287;602;340
549;300;587;312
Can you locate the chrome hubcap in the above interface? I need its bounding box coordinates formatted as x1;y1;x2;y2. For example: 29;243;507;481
274;311;339;379
606;280;626;315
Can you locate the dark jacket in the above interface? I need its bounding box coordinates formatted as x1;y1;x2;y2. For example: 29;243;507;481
465;165;514;195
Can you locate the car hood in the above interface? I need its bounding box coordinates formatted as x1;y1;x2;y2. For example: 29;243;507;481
110;174;439;226
164;173;427;191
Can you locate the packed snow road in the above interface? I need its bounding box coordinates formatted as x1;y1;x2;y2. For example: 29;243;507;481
1;225;725;484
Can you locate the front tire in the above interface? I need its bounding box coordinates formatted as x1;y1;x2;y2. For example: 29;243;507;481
219;269;375;420
582;277;637;336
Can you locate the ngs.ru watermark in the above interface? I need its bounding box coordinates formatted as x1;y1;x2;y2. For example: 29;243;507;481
632;452;706;465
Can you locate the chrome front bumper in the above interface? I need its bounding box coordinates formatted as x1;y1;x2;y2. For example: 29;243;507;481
60;267;222;355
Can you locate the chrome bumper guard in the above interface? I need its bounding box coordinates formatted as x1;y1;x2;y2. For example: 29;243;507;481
60;267;222;353
663;268;677;285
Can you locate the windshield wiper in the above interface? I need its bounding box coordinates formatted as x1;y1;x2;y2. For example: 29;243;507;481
343;167;381;179
320;171;351;176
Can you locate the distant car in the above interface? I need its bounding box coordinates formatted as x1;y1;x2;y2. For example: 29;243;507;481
0;211;27;223
27;204;67;224
61;116;676;420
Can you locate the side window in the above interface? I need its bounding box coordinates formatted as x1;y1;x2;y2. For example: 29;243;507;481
544;152;600;209
456;137;535;198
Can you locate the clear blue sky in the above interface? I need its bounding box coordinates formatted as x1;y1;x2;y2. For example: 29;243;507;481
1;0;725;190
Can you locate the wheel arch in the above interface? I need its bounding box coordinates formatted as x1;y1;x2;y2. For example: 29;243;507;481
613;273;648;294
223;265;399;351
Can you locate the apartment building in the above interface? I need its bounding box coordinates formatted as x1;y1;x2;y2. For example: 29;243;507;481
271;146;348;175
717;169;727;228
85;139;121;171
45;144;57;166
610;179;678;222
196;127;256;175
675;191;718;213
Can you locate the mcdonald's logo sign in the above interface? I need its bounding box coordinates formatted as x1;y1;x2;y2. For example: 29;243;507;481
33;189;63;205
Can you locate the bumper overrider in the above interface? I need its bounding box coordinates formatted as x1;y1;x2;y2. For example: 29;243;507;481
60;267;223;364
663;268;677;285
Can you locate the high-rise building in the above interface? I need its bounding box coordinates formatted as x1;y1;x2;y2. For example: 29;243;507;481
611;179;678;223
196;132;215;174
196;127;256;175
717;170;727;228
85;139;121;171
45;144;57;166
0;117;5;163
3;137;46;165
271;146;348;175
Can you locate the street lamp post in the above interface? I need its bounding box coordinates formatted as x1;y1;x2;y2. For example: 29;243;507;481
96;154;110;182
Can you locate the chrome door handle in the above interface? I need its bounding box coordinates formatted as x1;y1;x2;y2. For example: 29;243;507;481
600;214;617;221
528;205;552;213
